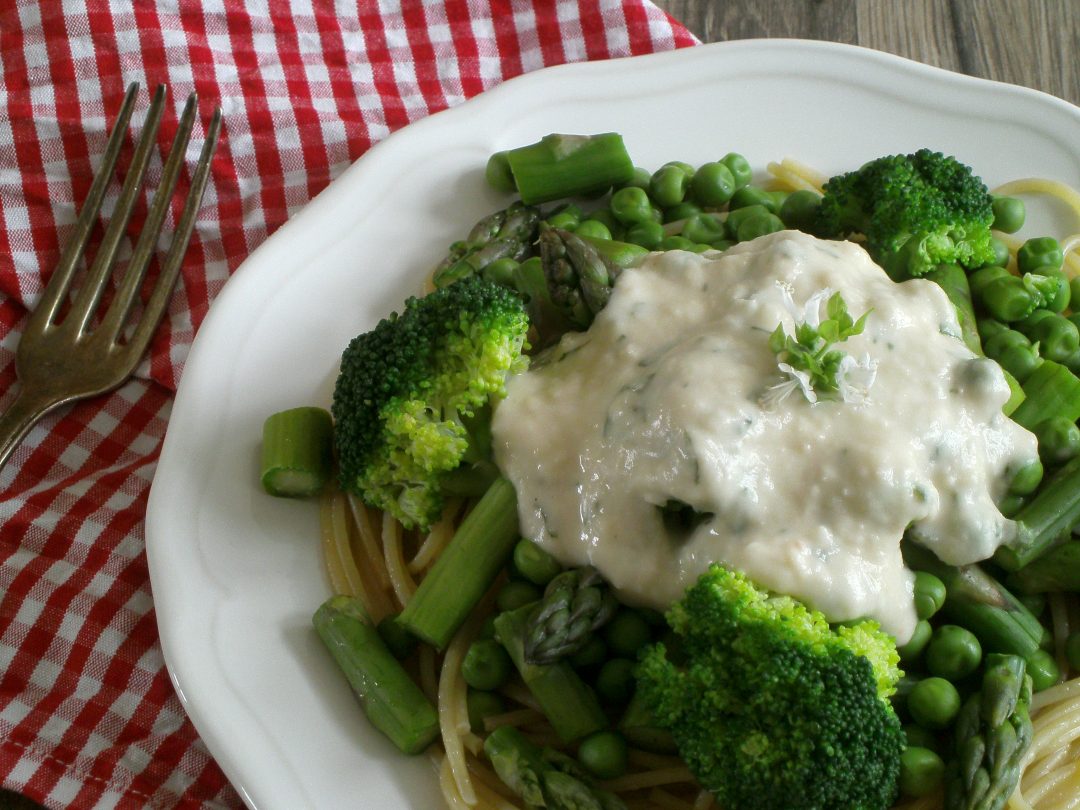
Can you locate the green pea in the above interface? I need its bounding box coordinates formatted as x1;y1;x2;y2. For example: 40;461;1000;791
903;724;940;753
496;580;542;612
925;625;982;680
663;201;702;223
649;164;691;208
660;235;698;252
477;614;498;641
1066;631;1080;671
729;185;777;213
512;539;562;586
595;658;636;704
908;677;962;730
898;620;933;664
724;204;770;239
625;220;665;250
1026;649;1061;691
899;746;945;798
621;166;652;191
710;239;734;252
984;328;1041;382
467;688;505;733
577;730;628;780
688;162;736;208
546;208;581;230
720;152;753;189
462;639;513;690
574;219;612;241
779;189;821;231
767;190;789;211
1018;236;1064;274
998;493;1027;518
482;257;519;288
1008;456;1044;496
485;151;516;192
977;318;1010;342
1071;276;1080;310
913;572;947;620
609;186;655;226
1035;416;1080;466
986;236;1011;268
736;212;785;243
991;196;1026;234
605;609;653;657
377;614;418;660
681;213;726;245
569;636;608;670
662;160;696;179
586;208;621;234
1019;310;1080;363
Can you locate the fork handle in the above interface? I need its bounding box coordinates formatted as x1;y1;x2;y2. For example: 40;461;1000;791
0;387;65;475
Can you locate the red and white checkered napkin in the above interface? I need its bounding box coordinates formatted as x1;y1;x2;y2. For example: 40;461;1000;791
0;1;696;807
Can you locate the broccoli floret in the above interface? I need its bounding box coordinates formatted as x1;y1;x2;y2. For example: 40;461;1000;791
815;149;995;279
635;564;904;810
331;276;529;530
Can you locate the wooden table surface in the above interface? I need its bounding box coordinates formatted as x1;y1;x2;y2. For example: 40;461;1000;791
655;0;1079;106
1;4;1076;810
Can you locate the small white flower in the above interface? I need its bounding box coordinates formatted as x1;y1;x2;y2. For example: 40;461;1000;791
837;353;878;404
777;281;832;330
761;362;818;408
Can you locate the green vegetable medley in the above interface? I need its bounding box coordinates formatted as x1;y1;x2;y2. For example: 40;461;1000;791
259;132;1080;810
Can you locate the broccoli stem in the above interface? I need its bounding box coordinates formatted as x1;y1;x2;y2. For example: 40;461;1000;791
504;133;635;205
619;689;678;754
1006;541;1080;593
1009;359;1080;431
260;407;333;497
399;477;519;648
925;264;982;355
494;603;608;743
901;540;1049;661
312;595;439;754
994;454;1080;571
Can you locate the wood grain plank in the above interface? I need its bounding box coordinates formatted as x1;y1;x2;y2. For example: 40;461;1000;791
657;0;859;43
656;0;1080;106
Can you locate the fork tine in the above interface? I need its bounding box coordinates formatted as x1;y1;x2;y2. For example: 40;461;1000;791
96;91;199;345
125;104;221;362
28;82;139;333
63;83;167;338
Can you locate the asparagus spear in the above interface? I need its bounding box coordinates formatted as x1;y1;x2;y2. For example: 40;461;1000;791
901;540;1049;661
399;477;520;648
312;596;439;754
433;202;541;287
502;133;635;205
495;603;608;742
483;726;627;810
1006;540;1080;593
926;264;982;355
995;453;1080;571
524;566;619;665
943;654;1033;810
1009;359;1080;431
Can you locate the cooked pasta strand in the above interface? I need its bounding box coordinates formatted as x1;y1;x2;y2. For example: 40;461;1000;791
383;511;418;607
648;787;697;810
602;766;697;792
319;489;364;597
347;494;393;590
411;499;460;573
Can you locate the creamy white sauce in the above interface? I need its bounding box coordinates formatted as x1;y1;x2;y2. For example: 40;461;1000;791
492;231;1038;642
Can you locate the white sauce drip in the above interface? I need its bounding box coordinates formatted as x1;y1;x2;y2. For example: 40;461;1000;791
492;231;1038;642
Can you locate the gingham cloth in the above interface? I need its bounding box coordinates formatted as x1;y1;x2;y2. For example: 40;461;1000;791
0;2;696;807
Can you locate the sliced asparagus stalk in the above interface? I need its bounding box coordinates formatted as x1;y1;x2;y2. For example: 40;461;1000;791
504;133;635;204
399;477;519;648
260;406;333;497
995;454;1080;571
313;596;439;754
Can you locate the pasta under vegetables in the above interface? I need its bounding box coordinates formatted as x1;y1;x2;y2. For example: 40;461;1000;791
317;164;1080;810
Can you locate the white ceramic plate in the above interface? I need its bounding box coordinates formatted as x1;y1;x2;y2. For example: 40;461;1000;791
146;38;1080;810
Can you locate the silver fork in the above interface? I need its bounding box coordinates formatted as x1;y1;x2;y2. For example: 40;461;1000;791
0;83;221;473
